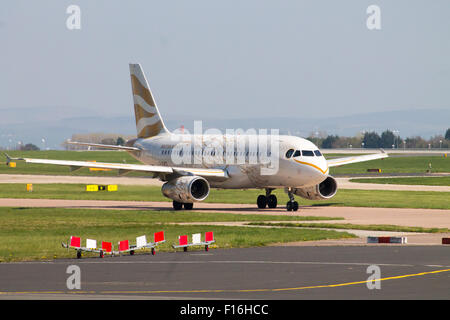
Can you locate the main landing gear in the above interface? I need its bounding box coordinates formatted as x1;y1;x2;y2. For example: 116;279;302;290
256;189;278;209
256;188;299;211
173;201;194;210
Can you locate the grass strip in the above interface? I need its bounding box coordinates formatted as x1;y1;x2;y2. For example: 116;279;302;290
247;222;450;234
350;176;450;186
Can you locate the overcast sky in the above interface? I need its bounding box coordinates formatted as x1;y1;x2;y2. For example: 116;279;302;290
1;0;449;120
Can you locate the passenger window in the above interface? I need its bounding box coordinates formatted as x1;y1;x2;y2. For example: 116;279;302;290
314;150;322;157
302;150;314;157
285;149;294;158
293;150;301;157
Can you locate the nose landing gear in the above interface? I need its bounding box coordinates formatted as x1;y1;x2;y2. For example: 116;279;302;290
286;188;299;212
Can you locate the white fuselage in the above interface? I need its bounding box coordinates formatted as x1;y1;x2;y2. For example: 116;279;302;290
127;133;329;190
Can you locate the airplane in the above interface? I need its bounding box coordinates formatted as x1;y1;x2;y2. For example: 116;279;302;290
6;64;388;211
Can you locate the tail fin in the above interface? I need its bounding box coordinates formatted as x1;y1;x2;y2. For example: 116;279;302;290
129;63;169;138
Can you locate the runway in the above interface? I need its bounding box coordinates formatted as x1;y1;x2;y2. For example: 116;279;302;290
1;246;449;299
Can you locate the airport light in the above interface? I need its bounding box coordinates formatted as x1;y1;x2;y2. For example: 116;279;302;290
393;130;399;149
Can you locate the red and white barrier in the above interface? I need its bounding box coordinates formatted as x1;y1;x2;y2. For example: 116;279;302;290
172;232;215;252
63;230;214;258
62;236;114;259
367;236;407;244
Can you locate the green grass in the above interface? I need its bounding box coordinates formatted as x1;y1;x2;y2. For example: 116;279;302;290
0;207;352;262
248;222;450;234
350;176;450;186
1;183;449;210
329;155;450;175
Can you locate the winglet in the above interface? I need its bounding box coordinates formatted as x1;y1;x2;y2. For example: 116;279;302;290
4;153;24;165
4;153;11;165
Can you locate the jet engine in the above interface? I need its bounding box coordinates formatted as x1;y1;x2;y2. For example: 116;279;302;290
161;176;210;203
293;176;338;200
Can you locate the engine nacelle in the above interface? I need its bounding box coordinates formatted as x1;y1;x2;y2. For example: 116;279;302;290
161;176;210;203
293;176;338;200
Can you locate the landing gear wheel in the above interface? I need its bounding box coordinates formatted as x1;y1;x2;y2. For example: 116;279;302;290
183;247;188;252
184;203;194;210
286;201;299;211
205;245;209;252
267;195;277;208
99;250;104;258
173;201;183;210
76;250;81;259
286;201;293;211
257;195;267;209
151;248;155;256
130;250;135;256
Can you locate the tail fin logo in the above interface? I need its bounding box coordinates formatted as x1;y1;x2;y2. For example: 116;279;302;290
129;64;167;138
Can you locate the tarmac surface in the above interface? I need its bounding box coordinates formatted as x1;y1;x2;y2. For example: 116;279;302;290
1;246;449;300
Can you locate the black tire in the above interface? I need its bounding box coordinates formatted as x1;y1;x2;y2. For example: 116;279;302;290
184;203;194;210
286;201;292;211
173;201;183;210
130;250;134;256
292;201;299;211
205;245;209;252
99;251;104;258
267;195;277;208
151;248;155;256
257;195;267;209
76;250;81;259
183;247;188;252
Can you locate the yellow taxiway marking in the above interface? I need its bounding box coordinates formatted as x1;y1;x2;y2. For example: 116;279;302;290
0;268;448;295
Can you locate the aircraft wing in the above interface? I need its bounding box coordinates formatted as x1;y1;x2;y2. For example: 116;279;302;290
326;151;388;167
64;140;140;151
5;155;228;179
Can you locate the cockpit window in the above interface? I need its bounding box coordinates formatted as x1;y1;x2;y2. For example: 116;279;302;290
285;149;294;158
302;150;314;157
293;150;301;157
314;150;322;157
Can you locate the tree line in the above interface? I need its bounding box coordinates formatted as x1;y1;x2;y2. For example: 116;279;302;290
308;128;450;149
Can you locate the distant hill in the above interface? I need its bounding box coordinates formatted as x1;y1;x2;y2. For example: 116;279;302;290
0;107;448;149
